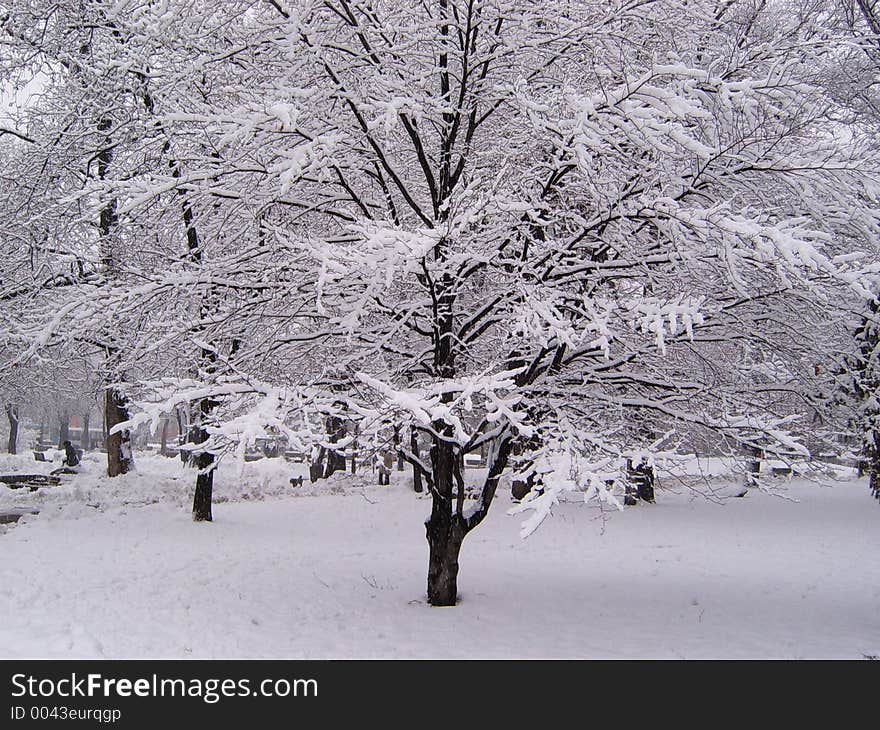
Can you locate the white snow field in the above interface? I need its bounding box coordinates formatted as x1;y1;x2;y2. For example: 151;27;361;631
0;451;877;659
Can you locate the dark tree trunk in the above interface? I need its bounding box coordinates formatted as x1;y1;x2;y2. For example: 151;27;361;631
745;445;762;487
81;413;90;450
105;388;133;477
191;449;214;521
160;417;169;456
57;413;69;448
95;112;130;476
191;395;216;522
323;451;345;478
394;424;405;470
323;415;346;478
6;404;19;455
411;429;423;493
870;431;880;502
424;433;513;606
426;517;466;606
425;437;465;605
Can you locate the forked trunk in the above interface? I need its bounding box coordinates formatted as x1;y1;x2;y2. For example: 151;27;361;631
425;437;466;606
424;434;512;606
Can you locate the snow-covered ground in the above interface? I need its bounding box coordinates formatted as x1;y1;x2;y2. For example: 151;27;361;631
0;451;877;659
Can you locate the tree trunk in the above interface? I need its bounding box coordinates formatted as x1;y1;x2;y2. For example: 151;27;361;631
105;387;133;477
426;518;465;606
425;437;465;605
82;413;91;450
160;417;169;456
871;431;880;502
192;449;215;522
176;406;192;465
58;413;69;448
191;398;215;522
323;415;346;478
310;446;325;483
411;429;423;493
394;424;405;470
5;404;19;455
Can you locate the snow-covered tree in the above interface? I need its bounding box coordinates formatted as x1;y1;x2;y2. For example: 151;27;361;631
5;0;879;605
106;0;876;604
0;1;258;507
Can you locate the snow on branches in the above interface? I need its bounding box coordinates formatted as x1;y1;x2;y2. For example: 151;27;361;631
4;0;880;563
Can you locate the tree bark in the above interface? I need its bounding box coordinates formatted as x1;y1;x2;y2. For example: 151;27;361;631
425;436;465;605
871;457;880;501
5;404;19;455
176;406;191;465
160;417;169;456
323;415;346;478
105;388;133;477
394;424;405;470
426;516;466;606
870;430;880;502
191;398;215;522
81;413;91;450
192;462;214;521
411;428;423;493
57;413;69;448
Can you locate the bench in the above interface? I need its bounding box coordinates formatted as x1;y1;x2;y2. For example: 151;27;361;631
0;474;62;491
0;508;40;525
766;460;794;477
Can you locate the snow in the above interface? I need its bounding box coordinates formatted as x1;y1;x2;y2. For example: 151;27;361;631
0;453;876;659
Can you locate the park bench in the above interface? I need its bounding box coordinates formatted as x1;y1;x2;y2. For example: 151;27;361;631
0;474;62;491
0;508;40;525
